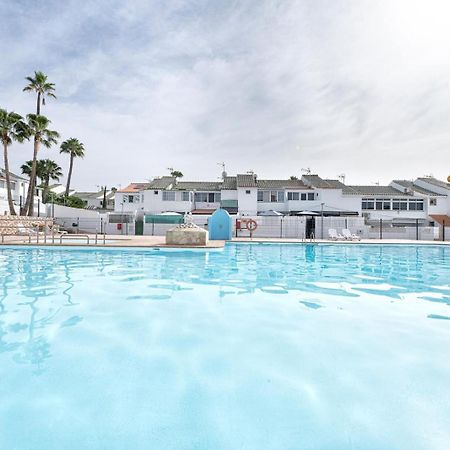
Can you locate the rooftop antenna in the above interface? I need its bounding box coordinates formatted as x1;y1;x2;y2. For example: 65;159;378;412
372;181;380;186
337;173;346;184
424;173;434;178
301;167;311;175
246;169;254;175
217;162;227;180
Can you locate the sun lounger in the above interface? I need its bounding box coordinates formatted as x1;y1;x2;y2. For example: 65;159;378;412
16;224;38;236
328;228;344;240
342;228;361;241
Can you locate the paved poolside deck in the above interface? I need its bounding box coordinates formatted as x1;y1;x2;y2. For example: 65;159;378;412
0;234;449;248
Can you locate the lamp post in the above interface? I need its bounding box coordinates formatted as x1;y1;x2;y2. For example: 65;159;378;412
320;202;324;239
121;201;124;235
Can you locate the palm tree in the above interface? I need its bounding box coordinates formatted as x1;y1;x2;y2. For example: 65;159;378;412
21;159;62;203
0;109;29;215
60;138;85;196
21;114;59;216
23;71;56;115
40;159;62;202
21;159;44;181
169;169;183;178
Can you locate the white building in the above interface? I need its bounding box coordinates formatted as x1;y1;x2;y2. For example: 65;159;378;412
75;190;115;210
0;168;43;215
114;173;450;226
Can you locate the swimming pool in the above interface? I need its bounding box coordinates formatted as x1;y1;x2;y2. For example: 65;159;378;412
0;243;449;449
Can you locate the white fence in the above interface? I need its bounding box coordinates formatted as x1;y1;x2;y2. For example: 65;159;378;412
46;205;449;241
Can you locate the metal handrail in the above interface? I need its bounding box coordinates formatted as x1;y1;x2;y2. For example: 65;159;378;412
60;234;90;245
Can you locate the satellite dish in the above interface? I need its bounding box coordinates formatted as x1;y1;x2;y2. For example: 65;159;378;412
447;175;450;182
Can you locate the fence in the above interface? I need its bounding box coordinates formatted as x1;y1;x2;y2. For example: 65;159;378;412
53;217;105;234
50;209;448;241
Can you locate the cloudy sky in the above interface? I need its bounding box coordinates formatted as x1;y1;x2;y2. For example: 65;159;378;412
1;0;450;189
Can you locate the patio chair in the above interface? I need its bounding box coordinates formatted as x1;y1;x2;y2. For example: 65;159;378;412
16;223;38;236
342;228;361;241
328;228;344;241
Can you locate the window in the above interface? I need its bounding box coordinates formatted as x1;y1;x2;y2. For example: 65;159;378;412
154;190;158;195
11;181;16;190
257;190;284;202
307;193;315;201
301;193;306;201
409;199;424;211
181;192;190;201
430;198;437;206
194;192;207;202
162;191;175;201
0;180;5;188
362;198;375;210
287;192;299;201
141;195;144;203
383;200;391;210
375;199;383;210
128;195;134;203
245;190;251;194
392;199;408;210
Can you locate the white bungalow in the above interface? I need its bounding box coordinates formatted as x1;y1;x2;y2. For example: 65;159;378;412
0;168;43;215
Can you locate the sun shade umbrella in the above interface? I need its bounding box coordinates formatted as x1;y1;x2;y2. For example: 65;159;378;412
295;211;319;216
258;210;284;216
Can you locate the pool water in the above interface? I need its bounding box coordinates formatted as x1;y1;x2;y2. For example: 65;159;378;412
0;243;449;450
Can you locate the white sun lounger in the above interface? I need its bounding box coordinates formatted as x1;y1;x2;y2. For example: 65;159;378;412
342;228;361;241
328;228;344;240
16;224;38;236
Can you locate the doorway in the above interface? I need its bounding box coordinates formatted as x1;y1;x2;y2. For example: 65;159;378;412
305;217;315;238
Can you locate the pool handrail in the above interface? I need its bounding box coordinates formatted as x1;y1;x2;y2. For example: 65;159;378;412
59;234;90;245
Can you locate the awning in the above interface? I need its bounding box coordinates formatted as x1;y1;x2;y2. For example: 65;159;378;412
430;215;450;225
191;209;216;215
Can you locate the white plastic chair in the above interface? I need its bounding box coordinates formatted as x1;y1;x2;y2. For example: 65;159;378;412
342;228;361;241
328;228;344;241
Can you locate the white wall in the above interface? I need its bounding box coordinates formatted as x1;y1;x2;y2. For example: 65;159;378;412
115;192;145;213
141;190;192;214
428;196;448;216
221;189;238;200
237;187;257;215
46;204;101;219
0;178;41;215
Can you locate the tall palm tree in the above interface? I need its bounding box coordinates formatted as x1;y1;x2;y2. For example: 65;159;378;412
60;138;85;196
0;109;29;215
21;159;62;203
21;114;59;216
23;71;56;115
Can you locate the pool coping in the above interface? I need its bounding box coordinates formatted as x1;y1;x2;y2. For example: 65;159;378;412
0;235;449;249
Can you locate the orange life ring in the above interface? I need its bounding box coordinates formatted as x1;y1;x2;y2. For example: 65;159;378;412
246;219;258;232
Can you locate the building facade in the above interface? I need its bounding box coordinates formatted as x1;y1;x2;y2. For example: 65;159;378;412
114;173;450;225
0;168;43;215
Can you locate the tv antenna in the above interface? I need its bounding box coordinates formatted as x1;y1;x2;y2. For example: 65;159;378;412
217;162;227;180
337;173;346;184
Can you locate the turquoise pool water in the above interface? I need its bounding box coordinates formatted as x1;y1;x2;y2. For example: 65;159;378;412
0;243;449;450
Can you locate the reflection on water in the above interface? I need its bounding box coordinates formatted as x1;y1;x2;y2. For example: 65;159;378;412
0;244;449;374
0;244;449;449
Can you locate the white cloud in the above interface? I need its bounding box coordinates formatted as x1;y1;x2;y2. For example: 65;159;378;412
1;0;450;189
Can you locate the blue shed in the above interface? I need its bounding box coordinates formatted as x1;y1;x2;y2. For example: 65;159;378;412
208;208;233;240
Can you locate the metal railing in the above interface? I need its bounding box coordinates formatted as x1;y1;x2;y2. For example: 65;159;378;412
59;234;90;245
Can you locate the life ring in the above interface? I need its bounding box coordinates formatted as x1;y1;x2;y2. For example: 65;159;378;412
246;219;258;232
